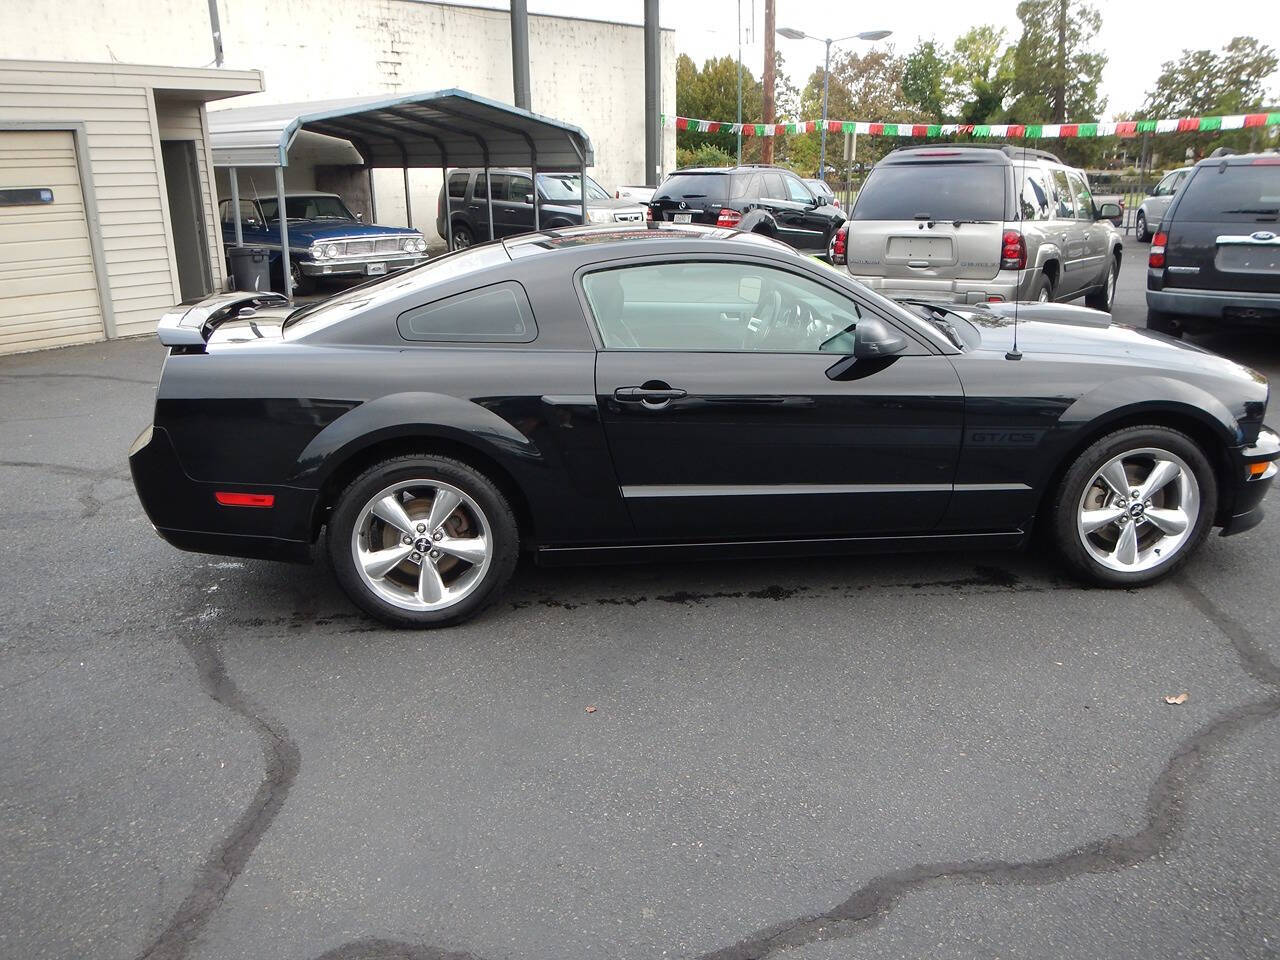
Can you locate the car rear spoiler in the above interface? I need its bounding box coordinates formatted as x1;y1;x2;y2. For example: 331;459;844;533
156;291;289;348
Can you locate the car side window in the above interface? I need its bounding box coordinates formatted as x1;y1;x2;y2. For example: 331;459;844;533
507;176;534;204
581;261;871;355
475;173;509;201
785;176;813;203
1067;172;1094;220
220;199;260;226
762;172;786;199
448;173;469;199
1018;169;1050;221
1050;169;1075;218
397;281;537;343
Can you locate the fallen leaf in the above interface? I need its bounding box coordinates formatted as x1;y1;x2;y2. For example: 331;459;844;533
1164;691;1190;705
585;705;597;714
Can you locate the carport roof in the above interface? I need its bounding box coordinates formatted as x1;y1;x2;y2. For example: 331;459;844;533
207;89;593;170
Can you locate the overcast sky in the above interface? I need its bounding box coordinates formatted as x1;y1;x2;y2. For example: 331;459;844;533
442;0;1280;119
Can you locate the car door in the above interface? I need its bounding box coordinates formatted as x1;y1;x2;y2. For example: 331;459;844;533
759;172;815;249
583;256;964;541
1047;168;1087;296
503;173;537;236
1148;171;1181;223
1067;171;1108;291
468;172;506;240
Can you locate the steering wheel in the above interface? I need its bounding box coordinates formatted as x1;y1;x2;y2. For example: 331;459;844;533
758;298;814;349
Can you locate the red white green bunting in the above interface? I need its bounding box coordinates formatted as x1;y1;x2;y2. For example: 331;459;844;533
662;113;1280;138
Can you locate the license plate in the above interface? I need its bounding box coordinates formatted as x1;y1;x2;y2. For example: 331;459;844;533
366;262;387;276
1216;245;1280;274
673;213;692;223
887;236;955;261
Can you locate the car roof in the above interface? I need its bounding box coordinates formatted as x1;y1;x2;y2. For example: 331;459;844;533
1192;152;1280;167
502;222;797;258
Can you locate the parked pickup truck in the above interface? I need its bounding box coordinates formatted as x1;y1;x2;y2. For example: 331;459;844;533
615;184;656;204
219;192;428;295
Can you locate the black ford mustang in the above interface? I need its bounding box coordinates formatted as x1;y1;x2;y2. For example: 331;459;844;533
131;224;1279;627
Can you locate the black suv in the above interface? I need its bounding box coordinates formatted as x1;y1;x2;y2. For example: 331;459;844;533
436;169;646;249
1147;153;1280;336
647;165;847;254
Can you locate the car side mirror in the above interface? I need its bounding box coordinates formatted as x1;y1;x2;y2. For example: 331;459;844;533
1097;201;1121;221
356;212;363;222
852;316;909;359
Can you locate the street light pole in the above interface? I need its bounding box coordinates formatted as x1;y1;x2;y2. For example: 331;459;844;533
777;26;892;180
819;38;832;178
736;0;743;164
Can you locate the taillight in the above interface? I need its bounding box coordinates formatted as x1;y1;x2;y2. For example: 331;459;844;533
829;223;848;265
1149;231;1167;269
1000;229;1026;270
645;204;653;221
716;208;742;228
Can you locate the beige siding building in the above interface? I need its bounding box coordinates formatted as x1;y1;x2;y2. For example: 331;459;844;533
0;60;261;354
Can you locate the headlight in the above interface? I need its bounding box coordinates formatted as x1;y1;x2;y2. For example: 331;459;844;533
310;243;326;259
402;238;415;252
587;209;612;224
413;237;427;253
325;243;340;259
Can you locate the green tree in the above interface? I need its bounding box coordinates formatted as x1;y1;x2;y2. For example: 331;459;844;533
1008;0;1105;123
903;40;947;119
1141;36;1278;160
788;47;921;177
946;26;1016;124
674;53;763;159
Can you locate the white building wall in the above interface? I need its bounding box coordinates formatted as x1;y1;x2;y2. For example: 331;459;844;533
2;1;678;243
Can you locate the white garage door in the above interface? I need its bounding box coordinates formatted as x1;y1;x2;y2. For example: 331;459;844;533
0;130;104;355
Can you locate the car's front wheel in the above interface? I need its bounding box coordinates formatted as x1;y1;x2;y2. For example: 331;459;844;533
1051;426;1216;586
327;455;519;627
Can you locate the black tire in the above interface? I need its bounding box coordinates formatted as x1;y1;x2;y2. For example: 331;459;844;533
1084;254;1118;311
1135;211;1151;243
1146;308;1181;338
1033;273;1053;303
1050;425;1217;587
327;454;519;628
273;259;317;296
451;221;474;249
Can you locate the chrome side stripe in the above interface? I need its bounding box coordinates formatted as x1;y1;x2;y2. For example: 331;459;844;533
620;482;1031;499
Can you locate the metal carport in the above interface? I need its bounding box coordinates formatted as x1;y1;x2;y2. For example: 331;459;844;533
207;89;595;298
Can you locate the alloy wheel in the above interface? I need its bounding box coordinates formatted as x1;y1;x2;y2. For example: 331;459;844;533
1076;447;1200;573
453;229;472;249
1038;284;1051;302
351;479;492;612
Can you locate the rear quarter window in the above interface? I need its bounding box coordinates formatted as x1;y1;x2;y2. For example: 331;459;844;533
1172;164;1280;223
852;161;1010;221
397;281;537;343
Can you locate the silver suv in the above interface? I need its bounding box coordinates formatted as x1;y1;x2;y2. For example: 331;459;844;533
1134;167;1193;242
837;145;1124;311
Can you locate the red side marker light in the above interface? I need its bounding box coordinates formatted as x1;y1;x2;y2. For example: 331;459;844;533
215;491;275;508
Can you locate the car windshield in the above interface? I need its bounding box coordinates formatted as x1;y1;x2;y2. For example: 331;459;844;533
259;195;356;222
852;163;1009;221
653;173;733;203
538;174;611;201
284;243;510;335
1173;163;1280;222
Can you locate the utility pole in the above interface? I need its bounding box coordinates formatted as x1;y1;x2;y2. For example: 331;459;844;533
1053;0;1067;123
736;0;743;164
510;0;531;110
761;0;775;164
644;0;660;185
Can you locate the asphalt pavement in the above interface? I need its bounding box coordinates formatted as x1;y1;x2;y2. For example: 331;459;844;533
2;248;1278;960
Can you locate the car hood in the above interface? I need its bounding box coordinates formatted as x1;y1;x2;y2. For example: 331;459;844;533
271;220;421;242
948;301;1263;382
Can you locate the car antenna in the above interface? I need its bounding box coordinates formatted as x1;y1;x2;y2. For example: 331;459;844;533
1005;137;1026;361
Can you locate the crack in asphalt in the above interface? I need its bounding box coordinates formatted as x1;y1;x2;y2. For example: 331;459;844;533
144;567;1279;960
133;632;300;960
0;459;131;519
0;370;154;385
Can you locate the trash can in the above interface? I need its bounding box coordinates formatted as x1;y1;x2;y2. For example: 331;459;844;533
227;246;271;292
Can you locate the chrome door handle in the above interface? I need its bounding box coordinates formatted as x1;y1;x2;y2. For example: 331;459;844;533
614;386;687;402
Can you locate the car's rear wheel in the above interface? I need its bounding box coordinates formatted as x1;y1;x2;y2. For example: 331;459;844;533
1051;426;1216;586
1084;254;1118;311
451;222;474;249
1034;274;1053;302
327;455;519;627
1135;211;1151;243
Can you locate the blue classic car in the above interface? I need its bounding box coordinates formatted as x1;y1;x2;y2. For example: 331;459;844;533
218;192;429;294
